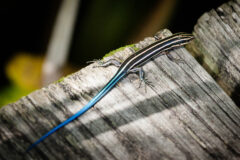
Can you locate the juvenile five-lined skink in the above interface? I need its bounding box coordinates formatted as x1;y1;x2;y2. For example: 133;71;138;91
26;32;194;151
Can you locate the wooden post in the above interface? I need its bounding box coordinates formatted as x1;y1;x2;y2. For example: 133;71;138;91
191;0;240;106
1;2;240;158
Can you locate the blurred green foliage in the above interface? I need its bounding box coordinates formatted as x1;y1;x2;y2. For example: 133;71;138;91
0;83;32;107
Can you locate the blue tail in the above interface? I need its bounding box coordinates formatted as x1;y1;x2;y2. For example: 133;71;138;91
26;72;126;152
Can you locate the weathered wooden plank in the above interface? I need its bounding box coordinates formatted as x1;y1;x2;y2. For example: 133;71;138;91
0;28;240;160
191;0;240;106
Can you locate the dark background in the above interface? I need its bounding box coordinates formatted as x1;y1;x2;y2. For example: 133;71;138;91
0;0;227;89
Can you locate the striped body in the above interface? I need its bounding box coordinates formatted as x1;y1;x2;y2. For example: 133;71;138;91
119;32;193;73
26;32;194;152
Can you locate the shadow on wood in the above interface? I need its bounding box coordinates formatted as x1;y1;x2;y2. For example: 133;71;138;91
0;27;240;160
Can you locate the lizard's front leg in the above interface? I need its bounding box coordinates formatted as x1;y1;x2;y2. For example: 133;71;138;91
88;59;122;68
128;67;153;92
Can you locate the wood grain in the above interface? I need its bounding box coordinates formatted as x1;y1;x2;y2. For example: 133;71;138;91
0;27;240;160
192;0;240;106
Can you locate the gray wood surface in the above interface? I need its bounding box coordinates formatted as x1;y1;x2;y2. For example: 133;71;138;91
192;0;240;106
0;27;240;160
